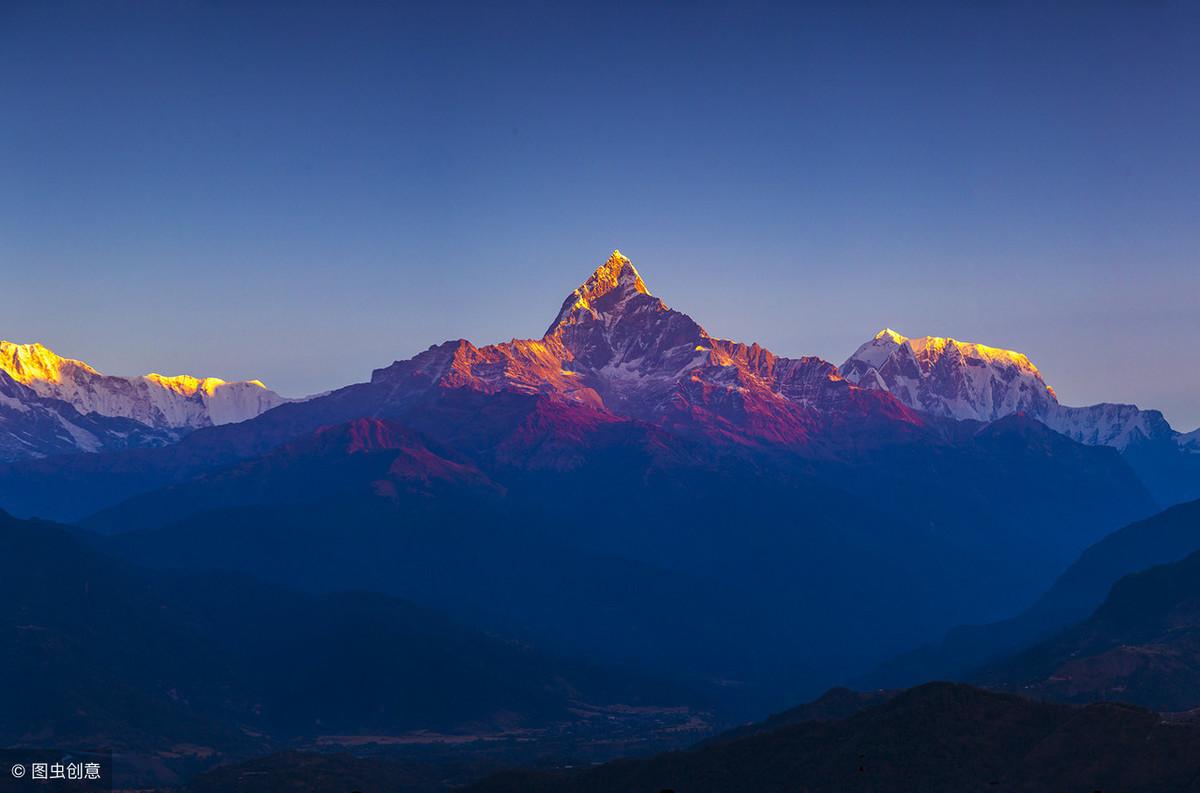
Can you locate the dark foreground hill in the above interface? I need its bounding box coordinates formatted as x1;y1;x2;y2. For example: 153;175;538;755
184;752;471;793
701;686;893;745
188;683;1200;793
464;682;1200;793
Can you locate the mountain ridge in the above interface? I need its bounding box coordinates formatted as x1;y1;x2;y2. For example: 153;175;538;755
841;326;1198;505
2;253;1191;481
860;498;1200;691
841;327;1190;450
0;339;289;432
369;251;922;452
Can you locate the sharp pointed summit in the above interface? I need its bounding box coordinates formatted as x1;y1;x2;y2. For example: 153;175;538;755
548;249;652;333
584;249;648;297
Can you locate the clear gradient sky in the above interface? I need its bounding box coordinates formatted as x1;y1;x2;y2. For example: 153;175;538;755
2;1;1198;429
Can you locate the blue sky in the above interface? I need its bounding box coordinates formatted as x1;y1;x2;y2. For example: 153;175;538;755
2;0;1197;429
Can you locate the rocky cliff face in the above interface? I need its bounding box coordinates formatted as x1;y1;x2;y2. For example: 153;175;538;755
0;369;178;461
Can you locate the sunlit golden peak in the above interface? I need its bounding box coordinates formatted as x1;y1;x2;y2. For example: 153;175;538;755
547;250;653;332
143;372;265;397
909;335;1041;374
868;329;1039;373
585;249;645;292
578;250;649;300
874;328;908;344
0;340;96;385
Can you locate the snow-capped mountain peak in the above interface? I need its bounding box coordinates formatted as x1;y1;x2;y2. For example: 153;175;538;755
840;330;1057;423
852;329;1047;385
842;328;908;372
840;329;1183;450
0;341;99;385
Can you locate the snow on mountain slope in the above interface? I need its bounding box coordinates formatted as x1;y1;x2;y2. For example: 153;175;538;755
840;329;1058;422
0;341;288;431
841;329;1184;450
0;369;177;462
1047;402;1177;449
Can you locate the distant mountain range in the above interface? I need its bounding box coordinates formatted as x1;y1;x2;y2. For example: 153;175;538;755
842;328;1200;505
843;328;1184;448
0;368;179;460
0;340;288;461
0;341;289;429
2;252;1194;500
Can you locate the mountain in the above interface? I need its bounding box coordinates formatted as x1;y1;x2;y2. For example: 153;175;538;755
1022;497;1200;630
980;544;1200;711
0;339;290;464
1;254;1154;558
842;328;1183;449
2;254;1181;493
368;251;915;450
702;686;893;745
0;340;287;438
464;682;1200;793
842;328;1200;505
1121;433;1200;510
841;328;1060;422
862;498;1200;689
0;508;707;787
0;253;1158;706
0;369;180;461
